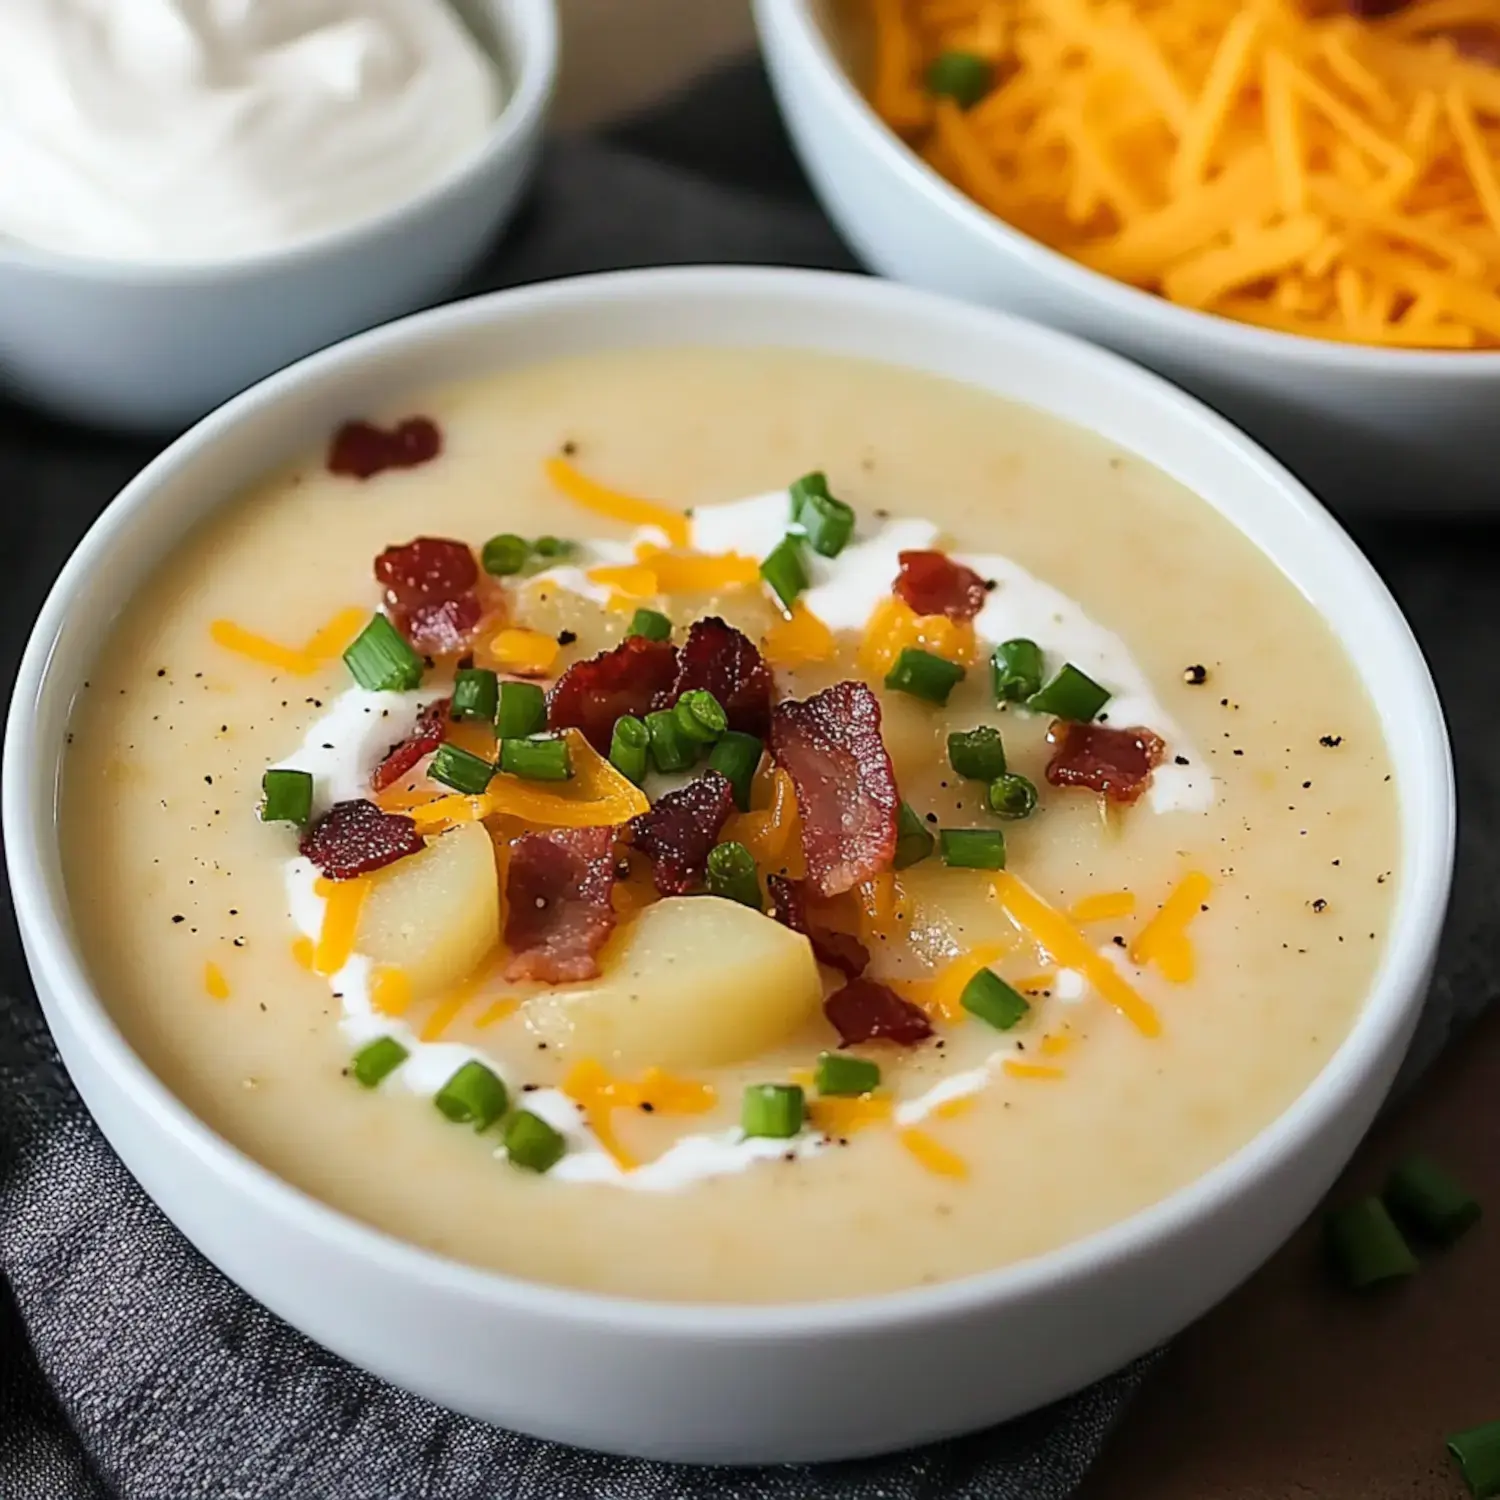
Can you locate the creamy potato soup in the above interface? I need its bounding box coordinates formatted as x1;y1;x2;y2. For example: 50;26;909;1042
63;349;1398;1303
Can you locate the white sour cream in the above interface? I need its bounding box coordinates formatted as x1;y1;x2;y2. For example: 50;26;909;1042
0;0;502;262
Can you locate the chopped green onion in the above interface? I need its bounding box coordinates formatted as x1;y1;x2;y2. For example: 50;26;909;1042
1384;1154;1481;1246
1027;663;1110;722
961;968;1030;1030
761;535;809;610
788;470;829;523
500;735;572;782
1324;1197;1418;1290
504;1110;567;1174
429;742;495;796
481;533;530;576
260;768;313;826
496;680;546;739
948;725;1007;781
706;841;762;909
674;688;727;744
351;1036;407;1089
609;714;650;785
451;667;498;723
814;1051;880;1097
1448;1421;1500;1499
645;708;696;773
532;535;575;563
628;607;673;642
893;800;935;869
789;472;855;558
742;1082;804;1139
940;828;1007;870
992;638;1044;703
987;773;1039;820
707;731;763;811
926;49;993;108
434;1060;509;1131
344;613;423;693
885;648;966;705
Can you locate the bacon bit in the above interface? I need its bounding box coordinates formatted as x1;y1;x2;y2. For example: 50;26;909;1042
898;1128;968;1179
657;617;774;738
825;977;933;1047
627;771;736;895
328;416;442;480
767;874;871;977
770;680;900;898
1045;721;1166;805
893;550;989;621
503;826;619;983
1443;25;1500;65
375;538;482;656
301;799;425;881
547;635;679;752
371;698;451;792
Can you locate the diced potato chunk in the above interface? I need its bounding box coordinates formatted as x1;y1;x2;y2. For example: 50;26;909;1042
522;895;822;1071
356;821;499;999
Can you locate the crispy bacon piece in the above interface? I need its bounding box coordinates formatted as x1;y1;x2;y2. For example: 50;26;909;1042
769;681;900;899
893;550;989;622
627;771;736;895
1044;720;1166;805
328;416;442;479
370;697;450;792
375;537;482;656
300;799;426;880
547;635;679;752
766;874;870;977
656;617;774;738
1442;24;1500;63
503;826;620;983
824;978;933;1047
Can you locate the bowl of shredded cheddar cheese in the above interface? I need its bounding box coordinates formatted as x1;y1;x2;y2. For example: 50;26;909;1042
755;0;1500;509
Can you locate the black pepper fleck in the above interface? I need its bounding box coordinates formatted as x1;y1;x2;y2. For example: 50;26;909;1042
557;630;578;646
1183;665;1208;685
1319;734;1343;747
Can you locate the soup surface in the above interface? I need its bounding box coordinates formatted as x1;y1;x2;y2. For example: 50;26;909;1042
63;348;1399;1303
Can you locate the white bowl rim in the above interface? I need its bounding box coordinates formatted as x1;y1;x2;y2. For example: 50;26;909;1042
3;264;1455;1341
0;0;558;284
759;0;1500;377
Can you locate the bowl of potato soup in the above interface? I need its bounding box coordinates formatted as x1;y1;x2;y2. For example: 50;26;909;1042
5;268;1451;1463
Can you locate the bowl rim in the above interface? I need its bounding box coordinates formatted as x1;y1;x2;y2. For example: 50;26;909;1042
0;0;558;284
3;264;1455;1340
756;0;1500;377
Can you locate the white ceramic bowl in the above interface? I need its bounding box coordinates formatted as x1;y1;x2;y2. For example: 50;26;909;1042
0;0;556;433
4;268;1453;1464
754;0;1500;513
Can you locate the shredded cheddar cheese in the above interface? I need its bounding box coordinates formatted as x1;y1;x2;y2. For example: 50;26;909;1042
203;961;230;1001
313;876;368;976
488;628;559;677
544;457;692;547
898;1127;969;1178
762;601;836;666
210;606;366;676
290;935;315;971
1002;1059;1066;1081
370;967;413;1018
722;767;800;867
1068;889;1137;924
585;563;659;600
419;991;468;1043
634;544;761;594
858;595;978;678
1129;870;1214;983
562;1060;717;1172
901;942;1012;1022
810;1094;895;1136
474;996;519;1029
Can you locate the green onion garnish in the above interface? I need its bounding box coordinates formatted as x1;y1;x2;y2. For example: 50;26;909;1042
761;535;810;610
628;607;673;642
893;800;935;869
1383;1154;1481;1247
706;841;762;909
609;714;650;785
948;725;1007;781
500;735;572;782
674;688;727;744
789;472;855;558
987;772;1038;820
814;1051;880;1097
742;1083;804;1139
1324;1197;1418;1290
344;613;423;693
1448;1421;1500;1499
960;968;1030;1030
351;1036;408;1089
481;533;530;577
885;648;966;706
645;708;696;773
504;1109;568;1174
451;667;499;723
940;828;1007;870
260;767;313;826
434;1059;509;1131
926;49;993;108
496;680;546;739
707;731;763;811
429;742;495;796
1027;663;1110;722
992;638;1044;703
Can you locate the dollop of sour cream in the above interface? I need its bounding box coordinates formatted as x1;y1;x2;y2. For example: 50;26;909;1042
0;0;503;262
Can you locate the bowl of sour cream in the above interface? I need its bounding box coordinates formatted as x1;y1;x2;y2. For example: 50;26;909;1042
0;0;556;430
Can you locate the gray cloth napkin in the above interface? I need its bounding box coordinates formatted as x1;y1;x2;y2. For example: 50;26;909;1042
1;62;1495;1500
